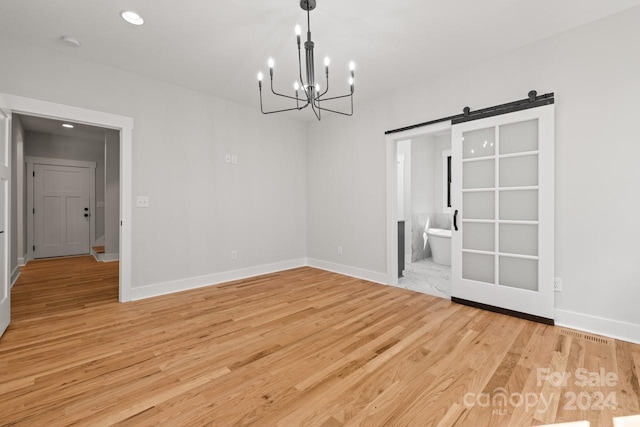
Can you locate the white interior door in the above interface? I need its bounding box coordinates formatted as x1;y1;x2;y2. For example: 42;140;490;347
34;164;90;258
451;104;555;321
0;97;11;338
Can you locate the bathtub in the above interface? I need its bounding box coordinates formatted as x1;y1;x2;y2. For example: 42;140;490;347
426;228;451;266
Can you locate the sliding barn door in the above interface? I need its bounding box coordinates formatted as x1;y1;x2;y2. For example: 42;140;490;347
451;104;555;321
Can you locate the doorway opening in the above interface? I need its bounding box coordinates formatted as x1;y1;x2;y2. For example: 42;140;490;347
16;115;121;264
3;93;133;303
386;120;453;298
396;131;452;299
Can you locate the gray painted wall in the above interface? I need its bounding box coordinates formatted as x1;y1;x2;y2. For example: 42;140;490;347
0;38;308;288
307;9;640;328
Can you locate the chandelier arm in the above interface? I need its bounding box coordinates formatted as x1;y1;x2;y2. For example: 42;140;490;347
315;73;329;101
270;79;307;102
260;86;310;114
261;104;311;115
316;92;352;102
316;106;353;117
316;93;354;116
309;100;321;121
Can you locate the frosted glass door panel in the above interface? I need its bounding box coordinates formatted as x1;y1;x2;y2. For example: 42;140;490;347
463;192;495;220
499;257;538;291
463;127;495;159
499;224;538;256
462;252;495;284
463;160;494;189
499;120;538;154
499;190;538;221
500;155;538;187
463;223;494;252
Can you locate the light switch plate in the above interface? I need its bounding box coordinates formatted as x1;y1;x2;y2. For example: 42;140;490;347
136;196;150;208
231;155;238;164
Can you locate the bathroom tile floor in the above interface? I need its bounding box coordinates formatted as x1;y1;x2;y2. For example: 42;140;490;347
398;257;451;299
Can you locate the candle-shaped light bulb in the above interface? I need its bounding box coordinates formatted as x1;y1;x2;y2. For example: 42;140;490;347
295;24;301;36
315;83;320;92
268;57;274;69
294;81;300;91
257;72;263;82
324;57;330;67
349;61;355;71
348;77;354;86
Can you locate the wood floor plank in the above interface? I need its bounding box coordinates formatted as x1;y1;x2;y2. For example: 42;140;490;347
0;256;638;426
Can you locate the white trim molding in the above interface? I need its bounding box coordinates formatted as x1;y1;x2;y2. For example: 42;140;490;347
2;93;134;302
17;257;26;267
306;258;388;285
98;253;119;262
555;309;640;345
130;259;308;301
385;120;453;288
10;267;20;289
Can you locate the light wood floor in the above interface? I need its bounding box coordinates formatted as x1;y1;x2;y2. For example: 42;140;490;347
1;256;638;426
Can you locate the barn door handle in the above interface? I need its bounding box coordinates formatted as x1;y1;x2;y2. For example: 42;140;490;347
453;210;459;231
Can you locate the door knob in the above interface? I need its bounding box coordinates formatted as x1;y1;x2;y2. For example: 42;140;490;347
84;213;90;218
84;207;89;211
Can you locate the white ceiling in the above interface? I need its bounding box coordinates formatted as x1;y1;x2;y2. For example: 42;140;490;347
17;114;107;142
2;0;639;120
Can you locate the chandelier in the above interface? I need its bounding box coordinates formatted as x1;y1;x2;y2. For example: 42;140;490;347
257;0;355;121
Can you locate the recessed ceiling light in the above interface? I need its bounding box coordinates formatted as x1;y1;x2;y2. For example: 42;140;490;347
62;124;74;129
120;10;144;26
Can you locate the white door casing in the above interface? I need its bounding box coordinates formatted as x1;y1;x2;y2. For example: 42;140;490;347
0;93;133;302
451;104;555;320
33;164;91;258
0;95;11;338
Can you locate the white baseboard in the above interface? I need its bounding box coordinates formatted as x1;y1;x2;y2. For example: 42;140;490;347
98;252;119;262
306;258;388;285
130;258;308;301
10;266;21;289
17;257;27;267
555;309;640;345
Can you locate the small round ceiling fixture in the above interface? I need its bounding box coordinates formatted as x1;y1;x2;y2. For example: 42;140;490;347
62;124;74;129
61;36;81;48
120;10;144;26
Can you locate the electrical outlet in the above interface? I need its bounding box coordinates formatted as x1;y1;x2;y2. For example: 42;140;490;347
554;277;562;292
231;250;237;260
231;155;238;165
337;246;343;256
136;196;149;208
